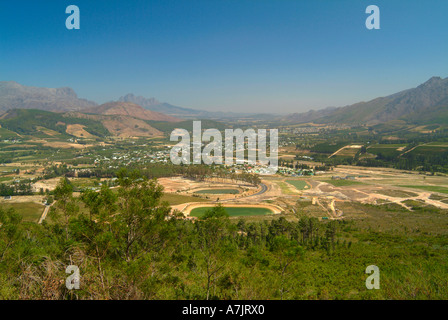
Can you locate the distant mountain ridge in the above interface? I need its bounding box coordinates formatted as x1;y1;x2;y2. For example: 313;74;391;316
0;81;97;112
0;81;275;121
118;93;265;120
0;81;251;120
284;76;448;125
2;77;448;125
118;94;198;117
284;107;338;124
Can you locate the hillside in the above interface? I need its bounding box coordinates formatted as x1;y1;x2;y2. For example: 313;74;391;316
0;81;97;112
83;101;181;122
284;76;448;125
282;107;337;124
67;112;163;138
0;109;109;138
0;109;164;140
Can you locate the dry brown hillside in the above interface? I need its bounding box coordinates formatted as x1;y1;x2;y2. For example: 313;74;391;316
101;115;163;138
83;101;181;122
63;112;163;138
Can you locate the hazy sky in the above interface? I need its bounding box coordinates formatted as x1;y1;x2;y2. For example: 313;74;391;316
1;0;447;113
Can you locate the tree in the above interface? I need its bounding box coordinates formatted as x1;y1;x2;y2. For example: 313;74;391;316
196;204;233;300
53;177;78;240
0;208;23;263
323;221;337;254
269;236;304;300
115;168;171;262
76;184;119;298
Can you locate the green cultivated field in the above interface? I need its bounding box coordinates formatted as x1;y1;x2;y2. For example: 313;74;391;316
0;176;14;183
195;188;239;194
374;189;418;198
399;185;448;194
277;181;296;195
161;193;210;205
324;180;365;187
368;144;406;148
425;141;448;146
407;145;448;156
2;202;44;223
190;206;273;218
286;180;309;190
367;144;405;157
0;127;20;139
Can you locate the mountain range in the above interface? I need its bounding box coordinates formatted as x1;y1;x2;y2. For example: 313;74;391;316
283;76;448;125
0;81;97;112
0;81;255;120
118;93;264;120
1;76;448;126
118;94;203;118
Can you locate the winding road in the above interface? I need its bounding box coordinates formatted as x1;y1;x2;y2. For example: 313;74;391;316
248;183;268;197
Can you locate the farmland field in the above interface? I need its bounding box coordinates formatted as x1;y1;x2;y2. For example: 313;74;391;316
367;144;405;157
426;141;448;146
190;206;273;218
276;181;297;195
407;145;448;156
286;180;309;190
1;202;44;223
398;185;448;194
323;179;365;187
194;188;240;194
161;193;210;205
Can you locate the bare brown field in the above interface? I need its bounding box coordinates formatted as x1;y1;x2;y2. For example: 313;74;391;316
32;177;61;192
102;117;163;138
66;124;96;138
44;141;93;149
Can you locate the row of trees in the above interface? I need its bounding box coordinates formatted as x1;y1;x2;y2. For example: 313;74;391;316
65;163;262;186
0;181;33;197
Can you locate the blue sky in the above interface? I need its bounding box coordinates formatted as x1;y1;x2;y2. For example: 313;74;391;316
1;0;447;113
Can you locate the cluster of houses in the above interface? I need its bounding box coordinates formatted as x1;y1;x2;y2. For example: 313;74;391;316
331;175;369;180
93;148;171;166
279;125;351;135
0;139;22;144
277;167;316;176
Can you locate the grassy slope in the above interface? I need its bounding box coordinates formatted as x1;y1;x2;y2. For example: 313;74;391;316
2;202;44;223
399;185;448;194
0;109;109;138
190;206;273;217
286;180;309;190
161;193;210;205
